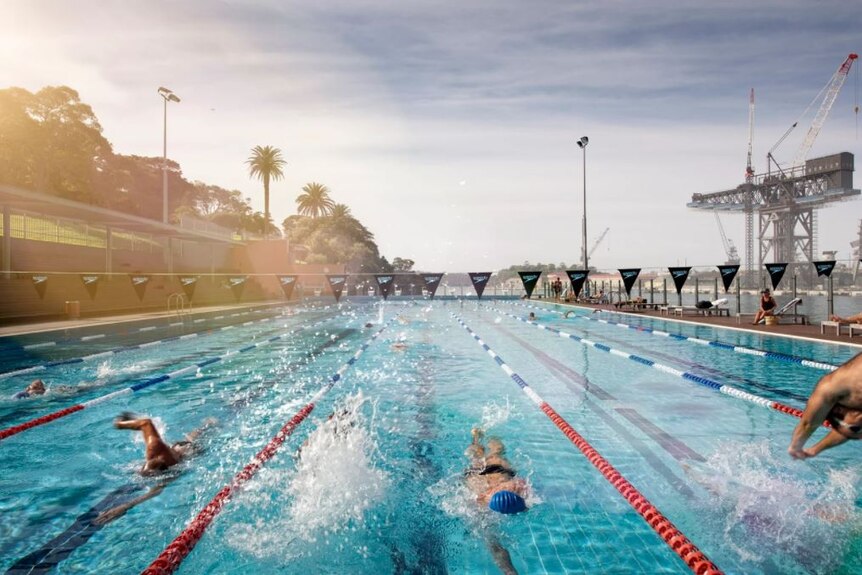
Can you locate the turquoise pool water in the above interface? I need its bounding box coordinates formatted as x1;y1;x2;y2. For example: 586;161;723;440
0;300;860;574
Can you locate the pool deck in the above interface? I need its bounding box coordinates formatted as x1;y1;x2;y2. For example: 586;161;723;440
546;300;862;349
0;299;289;338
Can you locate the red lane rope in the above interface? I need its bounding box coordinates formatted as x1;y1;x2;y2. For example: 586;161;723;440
0;405;84;440
141;403;316;575
540;403;723;575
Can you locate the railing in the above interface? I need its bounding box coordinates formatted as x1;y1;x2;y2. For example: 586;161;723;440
167;292;191;316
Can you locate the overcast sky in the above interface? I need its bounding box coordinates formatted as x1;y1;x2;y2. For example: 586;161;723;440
2;0;861;272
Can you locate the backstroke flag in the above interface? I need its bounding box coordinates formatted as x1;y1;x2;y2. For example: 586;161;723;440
80;274;100;299
717;265;740;293
566;270;589;299
618;268;641;297
375;274;395;299
518;271;542;299
813;261;836;277
421;273;444;298
32;275;48;299
764;263;787;290
277;275;298;299
327;275;347;302
468;272;491;298
228;276;247;301
130;275;150;301
178;276;198;299
668;267;691;294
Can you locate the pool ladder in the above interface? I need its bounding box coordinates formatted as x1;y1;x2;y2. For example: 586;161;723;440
167;292;191;317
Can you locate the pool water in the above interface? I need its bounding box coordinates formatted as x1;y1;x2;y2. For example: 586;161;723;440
1;300;860;574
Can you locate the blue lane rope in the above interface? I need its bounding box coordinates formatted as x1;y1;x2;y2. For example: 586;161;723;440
514;301;839;372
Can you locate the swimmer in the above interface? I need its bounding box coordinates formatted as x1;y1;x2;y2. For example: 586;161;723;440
464;428;529;514
789;352;862;459
564;310;575;318
364;322;374;328
527;312;536;321
114;412;216;474
465;429;527;575
12;379;46;399
391;342;408;352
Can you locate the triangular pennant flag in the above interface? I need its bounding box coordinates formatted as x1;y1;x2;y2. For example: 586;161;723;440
327;275;347;302
618;268;641;297
228;276;247;301
717;265;740;293
517;271;542;299
566;270;589;299
32;274;48;299
277;275;298;299
421;273;444;298
668;267;691;294
375;274;395;299
178;276;198;300
80;274;100;300
468;272;491;299
764;263;787;290
813;260;836;277
129;275;150;301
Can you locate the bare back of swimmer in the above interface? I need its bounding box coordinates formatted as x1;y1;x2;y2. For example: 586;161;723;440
114;413;215;474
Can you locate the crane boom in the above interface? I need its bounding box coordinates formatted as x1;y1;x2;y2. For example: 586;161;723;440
588;227;609;258
792;53;858;168
746;88;755;182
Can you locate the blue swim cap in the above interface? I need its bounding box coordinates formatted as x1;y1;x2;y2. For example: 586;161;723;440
489;490;527;514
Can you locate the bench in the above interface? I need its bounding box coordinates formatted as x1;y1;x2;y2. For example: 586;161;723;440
851;324;862;337
823;321;862;337
672;306;730;317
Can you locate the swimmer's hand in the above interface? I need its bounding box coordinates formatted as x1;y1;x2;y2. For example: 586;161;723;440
788;446;815;460
114;411;137;426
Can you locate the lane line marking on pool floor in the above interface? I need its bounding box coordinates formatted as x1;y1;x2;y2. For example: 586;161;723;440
0;315;341;443
513;301;839;372
451;313;723;575
489;306;826;427
0;310;303;381
140;319;393;575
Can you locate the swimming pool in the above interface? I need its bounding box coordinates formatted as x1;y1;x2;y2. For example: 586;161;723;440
1;299;860;574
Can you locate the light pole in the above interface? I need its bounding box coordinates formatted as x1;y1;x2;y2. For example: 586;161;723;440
158;87;181;224
577;136;589;271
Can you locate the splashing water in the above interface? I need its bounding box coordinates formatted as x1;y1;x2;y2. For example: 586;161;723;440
227;392;389;557
377;303;385;325
480;397;514;431
95;360;152;380
688;440;862;572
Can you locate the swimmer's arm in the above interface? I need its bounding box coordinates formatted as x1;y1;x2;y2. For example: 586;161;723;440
93;484;165;525
789;377;844;459
805;429;850;457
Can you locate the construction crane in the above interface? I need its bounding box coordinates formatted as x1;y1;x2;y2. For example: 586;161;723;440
745;88;755;183
589;227;610;259
853;219;862;282
690;53;861;282
714;213;740;265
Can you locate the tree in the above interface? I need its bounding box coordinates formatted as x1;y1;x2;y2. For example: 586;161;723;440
295;182;335;218
392;257;415;272
246;145;286;232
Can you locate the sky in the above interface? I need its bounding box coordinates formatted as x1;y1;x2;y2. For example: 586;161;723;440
2;0;861;272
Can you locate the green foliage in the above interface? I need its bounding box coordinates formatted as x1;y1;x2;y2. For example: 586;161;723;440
283;211;390;272
392;257;415;271
295;182;335;218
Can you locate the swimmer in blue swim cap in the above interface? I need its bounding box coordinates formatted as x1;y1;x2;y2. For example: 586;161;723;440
464;428;529;515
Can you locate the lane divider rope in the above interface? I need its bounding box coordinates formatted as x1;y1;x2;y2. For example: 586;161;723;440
451;313;722;575
1;308;294;381
490;306;824;426
0;315;340;442
515;301;838;372
140;319;393;575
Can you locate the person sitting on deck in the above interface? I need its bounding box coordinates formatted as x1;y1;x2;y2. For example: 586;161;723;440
12;379;46;399
829;312;862;324
789;352;862;459
752;289;777;325
114;412;216;474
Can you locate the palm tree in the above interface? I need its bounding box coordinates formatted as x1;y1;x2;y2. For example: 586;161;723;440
296;182;335;218
330;203;352;220
246;145;286;233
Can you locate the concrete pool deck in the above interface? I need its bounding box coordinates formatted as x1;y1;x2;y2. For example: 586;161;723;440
540;300;862;349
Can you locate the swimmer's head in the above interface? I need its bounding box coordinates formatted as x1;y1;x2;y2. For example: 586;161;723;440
27;379;46;395
827;406;862;439
364;322;374;328
489;490;527;514
528;313;536;320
